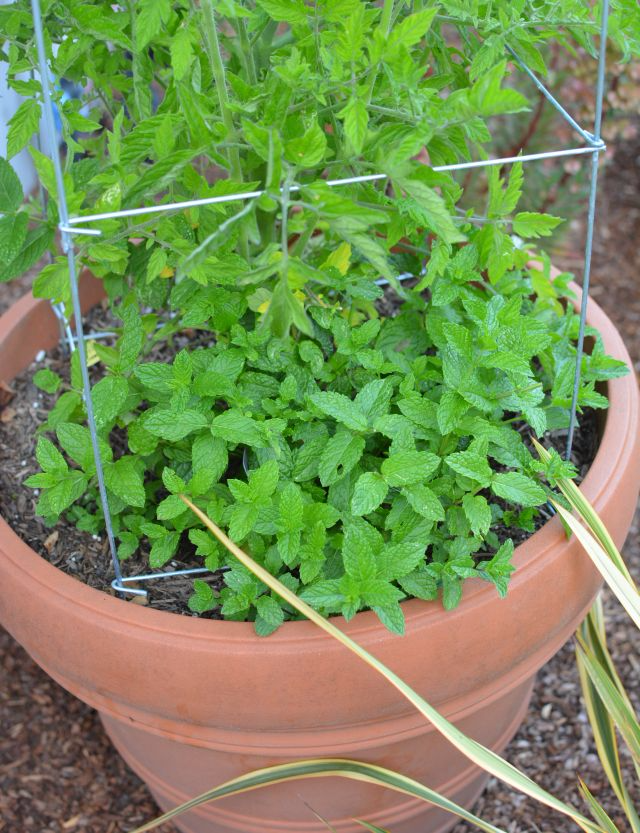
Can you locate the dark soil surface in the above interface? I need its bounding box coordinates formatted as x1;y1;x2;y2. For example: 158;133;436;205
1;131;640;832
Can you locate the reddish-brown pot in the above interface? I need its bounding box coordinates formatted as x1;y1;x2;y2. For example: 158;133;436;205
0;278;639;833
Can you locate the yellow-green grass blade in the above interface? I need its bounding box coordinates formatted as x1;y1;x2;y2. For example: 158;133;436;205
533;439;636;589
130;758;508;833
552;503;640;630
578;779;622;833
577;643;640;764
180;496;604;833
356;822;390;832
582;602;637;719
576;634;640;832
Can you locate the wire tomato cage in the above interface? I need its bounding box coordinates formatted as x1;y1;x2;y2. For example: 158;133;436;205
29;0;611;598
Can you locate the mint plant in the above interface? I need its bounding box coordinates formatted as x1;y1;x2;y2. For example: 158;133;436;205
1;0;630;634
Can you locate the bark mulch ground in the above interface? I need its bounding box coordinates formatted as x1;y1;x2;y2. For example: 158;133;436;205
2;132;640;832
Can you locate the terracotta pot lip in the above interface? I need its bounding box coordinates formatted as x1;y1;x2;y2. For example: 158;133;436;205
0;281;637;646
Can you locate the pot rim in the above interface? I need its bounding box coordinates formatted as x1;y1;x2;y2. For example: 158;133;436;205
0;280;636;646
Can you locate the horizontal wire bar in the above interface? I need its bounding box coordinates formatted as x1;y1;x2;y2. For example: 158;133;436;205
112;566;221;598
65;145;605;233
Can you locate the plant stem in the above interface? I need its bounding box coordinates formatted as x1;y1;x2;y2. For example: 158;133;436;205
237;18;257;85
199;0;250;259
365;0;394;105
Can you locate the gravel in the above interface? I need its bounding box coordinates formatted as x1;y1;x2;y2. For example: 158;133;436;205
1;133;640;832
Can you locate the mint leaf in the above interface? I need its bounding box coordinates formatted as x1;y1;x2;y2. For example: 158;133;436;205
310;391;368;432
342;525;377;582
0;157;22;212
446;447;493;486
188;579;216;614
462;494;492;536
157;494;187;520
192;434;228;483
33;368;62;394
381;451;440;487
210;410;267;447
318;430;365;486
91;376;129;429
149;531;180;568
402;483;445;522
104;457;146;508
36;437;67;474
354;378;394;424
145;408;208;441
491;472;546;506
480;539;515;597
351;472;388;516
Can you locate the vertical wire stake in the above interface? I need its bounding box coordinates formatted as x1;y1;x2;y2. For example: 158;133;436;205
31;0;124;591
566;0;610;459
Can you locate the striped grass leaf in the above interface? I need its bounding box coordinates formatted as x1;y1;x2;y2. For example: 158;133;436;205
176;494;604;833
130;757;508;833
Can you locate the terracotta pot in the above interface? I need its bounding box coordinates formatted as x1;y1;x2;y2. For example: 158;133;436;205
1;276;639;833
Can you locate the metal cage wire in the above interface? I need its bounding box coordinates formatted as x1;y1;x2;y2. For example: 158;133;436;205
29;0;611;597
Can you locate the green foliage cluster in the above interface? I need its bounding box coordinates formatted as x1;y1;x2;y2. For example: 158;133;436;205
0;0;630;633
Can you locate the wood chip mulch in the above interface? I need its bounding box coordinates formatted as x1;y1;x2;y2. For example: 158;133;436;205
2;131;640;833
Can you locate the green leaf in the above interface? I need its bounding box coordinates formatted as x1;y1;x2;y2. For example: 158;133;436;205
192;434;228;483
387;7;437;49
162;467;187;494
342;525;377;582
7;100;40;160
171;26;194;81
255;595;285;632
149;531;181;568
351;472;388;516
310;391;368;432
157;494;188;520
341;98;368;154
318;430;365;486
104;457;146;508
354;378;394;424
437;389;469;434
1;225;54;284
446;447;493;486
278;481;304;565
480;540;515;597
462;494;492;536
118;304;145;373
91;376;129;429
403;484;445;522
33;368;61;394
381;451;440;487
391;176;465;246
255;0;308;24
124;149;200;207
512;212;564;239
210;410;267;448
491;472;546;507
0;212;28;263
56;422;112;472
137;0;171;49
36;436;67;474
145;408;208;441
285;122;327;168
380;541;425;581
0;157;23;212
188;579;216;614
